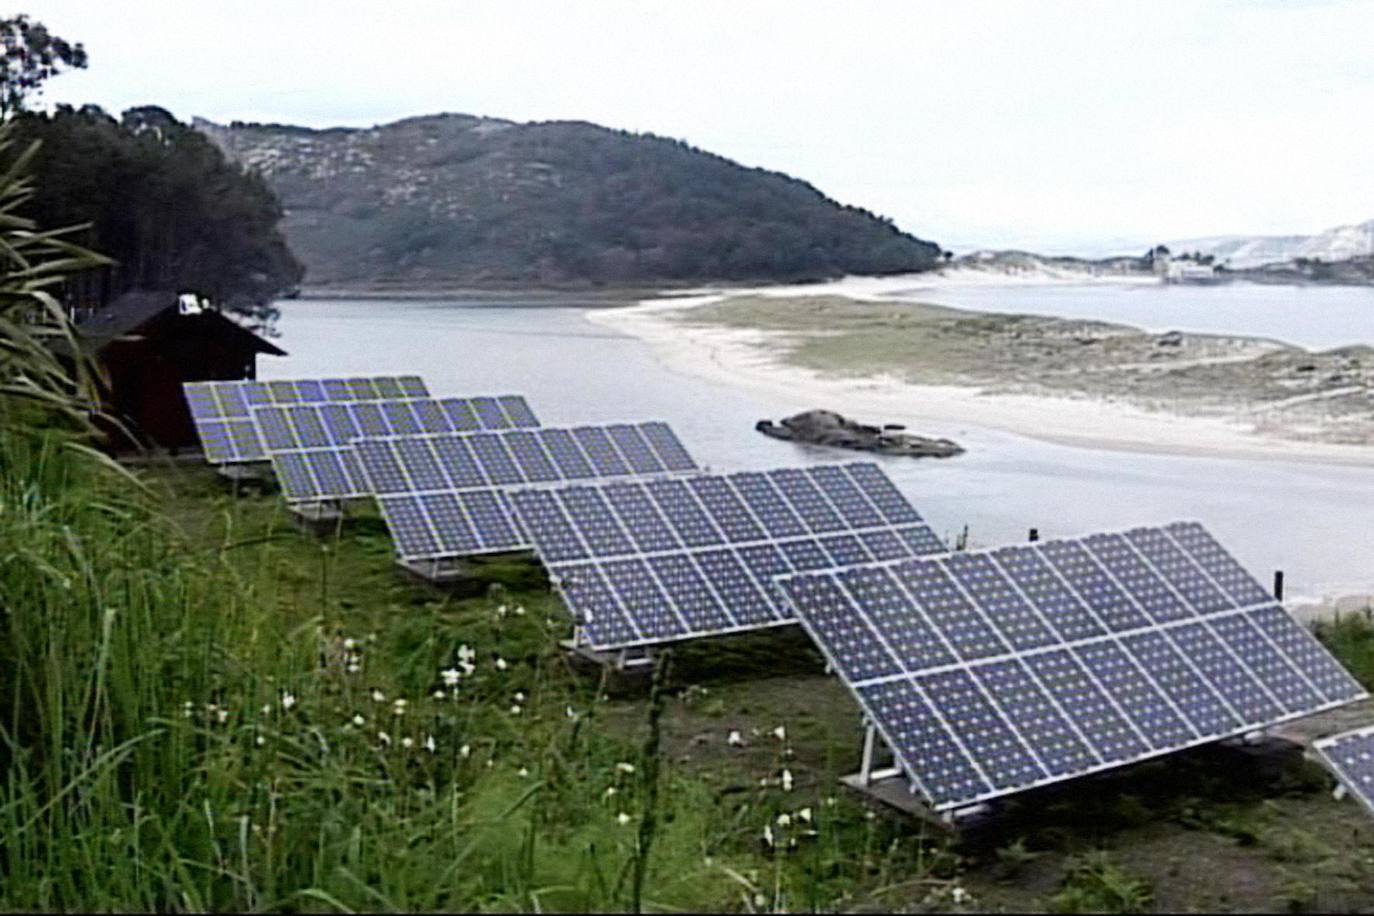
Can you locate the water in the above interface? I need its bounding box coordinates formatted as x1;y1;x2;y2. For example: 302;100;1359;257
264;292;1374;605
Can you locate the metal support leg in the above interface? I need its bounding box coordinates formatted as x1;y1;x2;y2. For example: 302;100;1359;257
860;722;877;787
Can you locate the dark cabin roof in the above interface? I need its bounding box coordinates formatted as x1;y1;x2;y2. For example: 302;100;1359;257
74;290;286;356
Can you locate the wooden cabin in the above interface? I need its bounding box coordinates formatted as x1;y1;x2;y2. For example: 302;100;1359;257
72;290;286;452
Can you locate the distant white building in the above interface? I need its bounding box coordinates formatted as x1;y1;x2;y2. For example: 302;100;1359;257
1152;250;1218;283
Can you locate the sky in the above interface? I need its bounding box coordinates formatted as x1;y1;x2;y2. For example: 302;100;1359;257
25;0;1374;255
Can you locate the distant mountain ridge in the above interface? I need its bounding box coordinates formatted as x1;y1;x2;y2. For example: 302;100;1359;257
195;114;942;288
1168;219;1374;269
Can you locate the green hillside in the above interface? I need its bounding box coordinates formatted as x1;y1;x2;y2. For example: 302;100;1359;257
198;114;943;288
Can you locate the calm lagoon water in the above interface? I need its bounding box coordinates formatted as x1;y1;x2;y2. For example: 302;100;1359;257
264;289;1374;605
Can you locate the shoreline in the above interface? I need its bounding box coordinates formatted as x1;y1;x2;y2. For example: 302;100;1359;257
587;290;1374;469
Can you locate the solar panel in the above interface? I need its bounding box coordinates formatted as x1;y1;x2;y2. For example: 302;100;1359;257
1314;725;1374;819
183;376;432;464
251;395;541;502
358;421;698;561
776;522;1367;812
511;462;949;651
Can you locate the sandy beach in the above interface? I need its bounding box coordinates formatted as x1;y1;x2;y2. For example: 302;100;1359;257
588;280;1374;468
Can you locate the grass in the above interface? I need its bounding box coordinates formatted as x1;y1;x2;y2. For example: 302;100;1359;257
3;434;1374;911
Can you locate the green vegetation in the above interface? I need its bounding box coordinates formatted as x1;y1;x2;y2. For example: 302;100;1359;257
1047;852;1153;914
1315;612;1374;687
202;115;943;288
9;105;303;328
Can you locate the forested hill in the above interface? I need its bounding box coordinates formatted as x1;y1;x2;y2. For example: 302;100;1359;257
196;114;943;288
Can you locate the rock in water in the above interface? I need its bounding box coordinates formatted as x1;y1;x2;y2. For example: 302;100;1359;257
755;409;963;458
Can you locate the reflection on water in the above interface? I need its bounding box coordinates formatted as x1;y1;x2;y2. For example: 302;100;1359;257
266;297;1374;603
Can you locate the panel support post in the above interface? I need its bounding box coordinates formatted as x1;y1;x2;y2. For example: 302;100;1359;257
1273;569;1285;601
860;722;878;787
1028;528;1040;543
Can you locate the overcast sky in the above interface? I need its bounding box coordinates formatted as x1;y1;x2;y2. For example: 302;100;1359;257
26;0;1374;254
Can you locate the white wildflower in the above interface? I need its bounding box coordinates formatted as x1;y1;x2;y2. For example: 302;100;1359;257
509;705;522;716
216;708;229;724
565;706;578;719
377;731;391;746
343;637;358;650
423;734;436;753
402;737;414;750
514;691;526;703
441;667;461;687
392;698;407;716
255;735;265;747
762;824;775;847
182;701;194;719
604;786;618;798
727;730;744;747
496;604;508;617
457;644;475;663
370;689;385;703
460;744;471;758
352;714;365;727
495;657;509;671
798;807;813;824
781;769;794;792
615;762;635;775
281;692;296;711
518;766;529;778
617;812;632;826
951;886;969;905
513;605;526;616
772;725;787;742
259;703;271;716
776;813;791;827
345;662;361;674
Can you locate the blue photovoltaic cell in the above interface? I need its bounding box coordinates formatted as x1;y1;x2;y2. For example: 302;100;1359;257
736;543;792;601
420;493;481;554
274;453;318;500
267;380;299;402
411;399;449;433
398;376;428;397
606;424;663;474
216;385;251;417
197;421;239;463
898;525;949;556
892;560;1010;661
380;401;422;436
1085;533;1193;624
321;378;352;400
1119;630;1240;737
687;477;765;542
859;679;989;807
559;563;640;646
1072;641;1196;749
1125;526;1234;614
320;404;360;441
641;421;698;471
837;566;954;672
769;469;845;533
1040;540;1152;633
646;554;732;633
255;407;297;450
807;465;885;528
346;378;378;399
1246;605;1365;703
470;396;509;429
728;472;807;538
992;545;1107;642
353;403;390;437
604;483;680;553
468;435;523;485
442;400;480;431
1023;649;1151;764
973;659;1100;777
307;451;351;497
572;426;630;476
541;428;597;479
287;407;331;448
295;379;326;402
916;668;1045;791
602;559;685;641
460;490;522;550
646;479;723;547
374;377;405;398
355;440;410;494
1166;522;1273;607
819;534;871;567
780;575;900;682
509;490;584;562
776;538;833;572
945;553;1057;652
226;420;265;460
559;488;635;556
431;437;487;489
1315;727;1374;819
394;439;447;491
1206;614;1322;713
693;550;774;626
243;381;272;405
845;463;923;524
379;495;439;557
184;386;220;420
497;395;540;428
1166;621;1283;723
505;431;560;482
859;529;910;562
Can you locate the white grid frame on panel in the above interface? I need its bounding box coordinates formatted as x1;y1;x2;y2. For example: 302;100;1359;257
183;375;431;465
250;395;542;504
776;520;1368;813
521;462;950;652
358;421;701;563
1314;724;1374;819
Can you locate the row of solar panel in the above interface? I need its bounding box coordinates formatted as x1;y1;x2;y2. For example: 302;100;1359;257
356;422;697;496
775;522;1276;682
185;375;430;419
777;523;1365;810
255;395;540;453
1316;726;1374;819
272;420;695;504
513;463;939;565
836;605;1359;810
